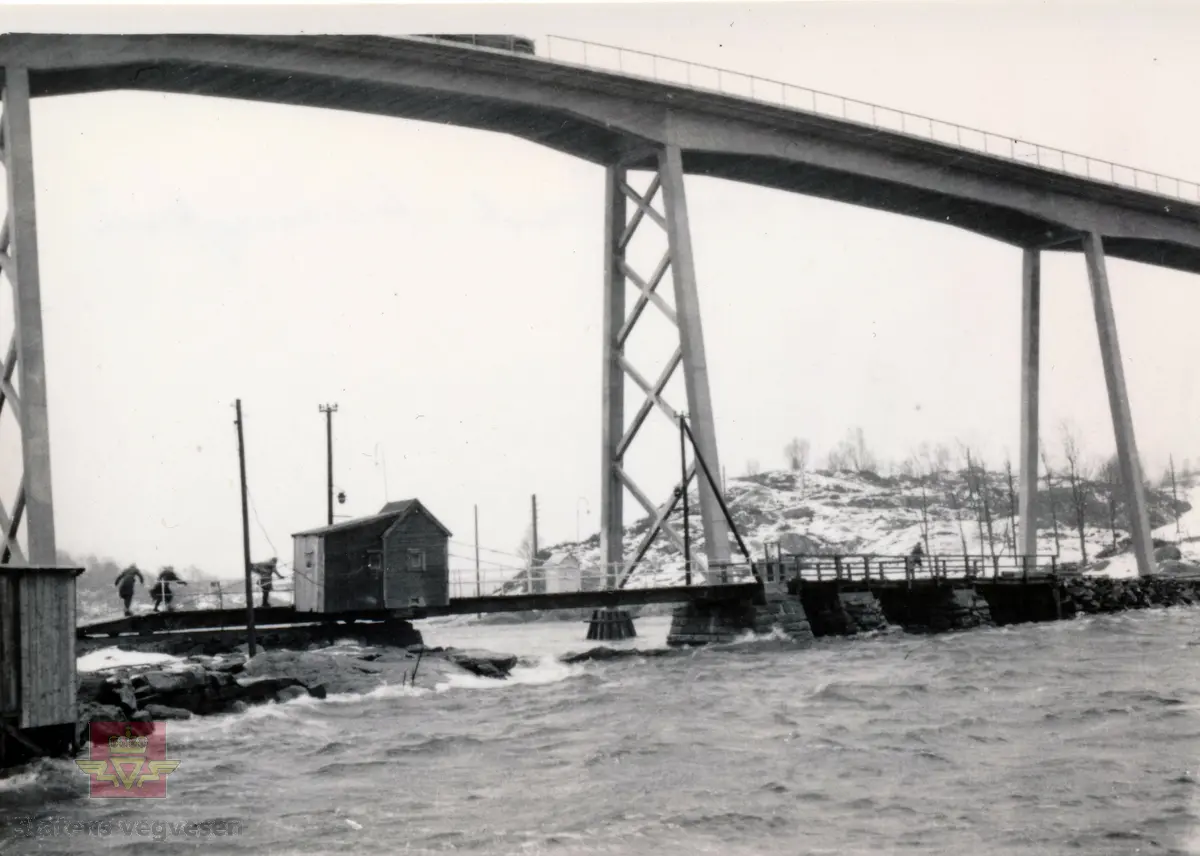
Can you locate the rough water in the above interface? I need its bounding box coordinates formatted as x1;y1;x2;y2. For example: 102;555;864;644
2;608;1199;855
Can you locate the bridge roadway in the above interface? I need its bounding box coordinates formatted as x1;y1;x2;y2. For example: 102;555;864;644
3;33;1200;271
75;581;764;640
75;553;1066;640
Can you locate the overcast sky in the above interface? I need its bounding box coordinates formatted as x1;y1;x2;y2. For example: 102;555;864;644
1;2;1198;579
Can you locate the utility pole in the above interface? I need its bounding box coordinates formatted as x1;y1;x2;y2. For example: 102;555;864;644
234;399;256;657
1170;454;1181;538
474;504;481;598
319;403;338;526
531;494;539;593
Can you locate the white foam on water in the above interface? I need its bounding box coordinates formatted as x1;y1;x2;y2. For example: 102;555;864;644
77;646;183;673
435;654;584;692
0;767;40;792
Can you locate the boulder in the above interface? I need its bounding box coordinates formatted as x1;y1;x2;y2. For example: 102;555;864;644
109;678;139;714
142;704;194;721
233;676;306;703
274;686;309;704
444;649;518;679
1155;544;1183;562
1159;559;1200;579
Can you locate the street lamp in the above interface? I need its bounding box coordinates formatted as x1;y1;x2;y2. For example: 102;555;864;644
576;497;591;545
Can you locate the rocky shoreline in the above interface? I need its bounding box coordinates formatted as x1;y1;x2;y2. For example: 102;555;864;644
76;644;519;745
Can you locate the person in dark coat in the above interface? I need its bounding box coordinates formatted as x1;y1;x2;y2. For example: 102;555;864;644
151;566;188;613
910;541;925;568
253;558;284;607
114;565;145;616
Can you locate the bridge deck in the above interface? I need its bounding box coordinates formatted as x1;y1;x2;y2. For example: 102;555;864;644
75;582;762;639
2;34;1198;271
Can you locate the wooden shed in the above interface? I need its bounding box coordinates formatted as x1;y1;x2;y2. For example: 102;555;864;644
292;500;452;614
0;565;85;768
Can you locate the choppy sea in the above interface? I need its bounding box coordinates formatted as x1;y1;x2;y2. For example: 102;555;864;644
2;608;1199;855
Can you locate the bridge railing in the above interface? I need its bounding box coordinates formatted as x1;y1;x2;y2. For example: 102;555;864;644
448;560;757;600
760;553;1061;586
526;35;1200;206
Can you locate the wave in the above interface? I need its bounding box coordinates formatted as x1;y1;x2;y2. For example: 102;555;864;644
435;654;584;692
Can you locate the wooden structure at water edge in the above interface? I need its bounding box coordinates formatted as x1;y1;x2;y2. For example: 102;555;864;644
0;565;85;769
586;608;637;641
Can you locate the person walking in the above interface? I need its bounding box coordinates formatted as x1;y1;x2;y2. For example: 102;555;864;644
253;558;285;607
151;566;188;613
114;565;145;616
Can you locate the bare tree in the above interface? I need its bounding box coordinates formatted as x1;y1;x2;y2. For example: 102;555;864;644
944;470;971;556
932;443;952;481
1098;453;1122;551
974;451;997;560
784;437;810;472
1061;424;1090;565
1168;454;1182;538
960;444;987;560
1040;442;1062;557
745;459;761;476
1004;456;1018;555
784;437;811;493
828;426;877;474
918;473;932;557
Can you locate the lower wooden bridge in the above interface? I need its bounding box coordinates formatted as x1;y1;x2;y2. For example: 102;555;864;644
75;552;1073;650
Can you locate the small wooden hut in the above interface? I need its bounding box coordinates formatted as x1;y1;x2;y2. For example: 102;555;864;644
0;565;85;769
291;500;451;614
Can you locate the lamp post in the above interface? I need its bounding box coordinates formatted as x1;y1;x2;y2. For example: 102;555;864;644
576;497;590;545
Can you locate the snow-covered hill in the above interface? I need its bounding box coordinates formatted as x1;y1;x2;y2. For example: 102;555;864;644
535;468;1195;588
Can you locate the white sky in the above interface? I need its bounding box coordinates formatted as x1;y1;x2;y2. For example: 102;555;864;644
1;2;1198;577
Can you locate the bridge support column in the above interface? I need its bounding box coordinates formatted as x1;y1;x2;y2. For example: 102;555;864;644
1082;233;1154;577
599;145;731;593
0;68;56;566
1017;248;1040;560
586;608;636;641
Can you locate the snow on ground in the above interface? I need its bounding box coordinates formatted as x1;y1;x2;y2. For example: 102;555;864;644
78;647;183;673
530;468;1195;588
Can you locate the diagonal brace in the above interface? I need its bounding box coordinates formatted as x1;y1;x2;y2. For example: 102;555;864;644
619;355;678;426
0;334;16;422
617;347;682;459
615;465;689;557
0;479;26;565
618;174;664;251
616;253;676;342
617;462;697;587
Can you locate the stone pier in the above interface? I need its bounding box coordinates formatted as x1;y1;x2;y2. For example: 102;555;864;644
666;592;813;646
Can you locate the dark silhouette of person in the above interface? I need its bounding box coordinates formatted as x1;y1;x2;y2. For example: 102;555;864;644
253;558;284;607
114;565;145;616
910;541;925;567
151;566;188;613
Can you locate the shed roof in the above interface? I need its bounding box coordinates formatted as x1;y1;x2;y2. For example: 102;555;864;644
291;498;452;538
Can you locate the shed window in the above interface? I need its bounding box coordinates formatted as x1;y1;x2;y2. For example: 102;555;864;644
407;549;425;571
366;550;382;572
304;548;315;569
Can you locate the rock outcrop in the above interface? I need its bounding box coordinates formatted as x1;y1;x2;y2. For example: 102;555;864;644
76;644;518;745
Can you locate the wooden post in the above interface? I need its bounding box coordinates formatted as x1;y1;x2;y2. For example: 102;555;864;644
235;400;256;657
473;505;481;598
